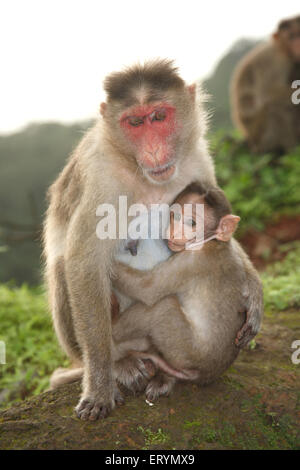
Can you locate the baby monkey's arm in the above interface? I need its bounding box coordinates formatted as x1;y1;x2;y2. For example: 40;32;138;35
114;214;241;307
113;251;199;307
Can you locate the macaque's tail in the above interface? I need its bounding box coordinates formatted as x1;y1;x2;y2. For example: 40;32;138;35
49;353;199;390
49;367;83;389
130;351;199;381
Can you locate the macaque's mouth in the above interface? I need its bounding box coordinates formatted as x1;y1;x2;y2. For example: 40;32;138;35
147;163;176;181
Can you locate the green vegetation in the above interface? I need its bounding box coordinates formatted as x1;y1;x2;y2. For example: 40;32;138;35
262;242;300;311
0;284;67;408
137;426;169;449
211;135;300;234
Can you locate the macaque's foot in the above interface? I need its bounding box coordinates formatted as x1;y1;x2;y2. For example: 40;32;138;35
115;355;156;394
75;384;123;421
145;372;176;402
75;398;112;421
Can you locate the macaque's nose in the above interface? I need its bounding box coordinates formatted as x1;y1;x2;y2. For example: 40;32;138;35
142;150;170;169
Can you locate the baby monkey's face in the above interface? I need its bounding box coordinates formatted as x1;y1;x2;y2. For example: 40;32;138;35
167;192;240;252
167;193;211;252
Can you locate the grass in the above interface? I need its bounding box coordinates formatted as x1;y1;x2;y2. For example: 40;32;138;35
137;426;169;449
0;283;67;408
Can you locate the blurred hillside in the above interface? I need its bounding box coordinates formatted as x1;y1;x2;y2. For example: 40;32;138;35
1;37;298;286
204;38;261;129
0;121;92;283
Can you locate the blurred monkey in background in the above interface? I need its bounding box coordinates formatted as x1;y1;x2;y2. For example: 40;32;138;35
231;15;300;154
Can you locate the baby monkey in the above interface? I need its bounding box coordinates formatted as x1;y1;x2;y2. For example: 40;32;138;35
113;183;263;401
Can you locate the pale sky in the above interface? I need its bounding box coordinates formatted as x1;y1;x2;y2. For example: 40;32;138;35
0;0;299;134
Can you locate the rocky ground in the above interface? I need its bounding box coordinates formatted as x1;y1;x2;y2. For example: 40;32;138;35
0;307;299;450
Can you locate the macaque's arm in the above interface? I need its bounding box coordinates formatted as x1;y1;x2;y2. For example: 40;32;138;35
113;251;199;307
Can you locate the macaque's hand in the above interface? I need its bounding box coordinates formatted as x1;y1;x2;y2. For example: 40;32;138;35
235;311;258;348
235;283;263;348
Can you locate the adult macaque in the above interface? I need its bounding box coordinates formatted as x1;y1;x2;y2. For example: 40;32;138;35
44;59;218;420
112;184;263;400
231;15;300;154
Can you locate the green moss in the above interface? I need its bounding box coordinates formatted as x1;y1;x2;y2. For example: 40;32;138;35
137;426;169;449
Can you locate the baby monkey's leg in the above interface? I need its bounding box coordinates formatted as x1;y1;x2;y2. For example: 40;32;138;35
113;296;198;399
146;371;176;401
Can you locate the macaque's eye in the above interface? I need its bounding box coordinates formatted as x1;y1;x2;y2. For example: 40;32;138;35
151;109;167;122
173;213;181;221
128;116;144;127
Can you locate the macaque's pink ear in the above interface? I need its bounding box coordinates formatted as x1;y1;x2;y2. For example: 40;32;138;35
100;102;107;116
216;215;240;241
188;84;196;101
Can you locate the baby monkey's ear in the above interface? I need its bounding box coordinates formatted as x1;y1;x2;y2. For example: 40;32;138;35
216;215;240;241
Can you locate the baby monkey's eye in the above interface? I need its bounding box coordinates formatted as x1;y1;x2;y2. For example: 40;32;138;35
128;116;144;127
185;218;196;227
151;109;167;122
173;213;181;221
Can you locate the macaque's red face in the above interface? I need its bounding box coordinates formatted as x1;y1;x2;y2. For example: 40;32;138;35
120;103;179;183
167;193;206;252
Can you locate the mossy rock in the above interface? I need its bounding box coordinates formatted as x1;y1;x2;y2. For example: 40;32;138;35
0;310;299;450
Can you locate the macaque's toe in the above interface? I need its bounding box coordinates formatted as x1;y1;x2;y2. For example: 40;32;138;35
75;388;120;420
75;399;111;420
